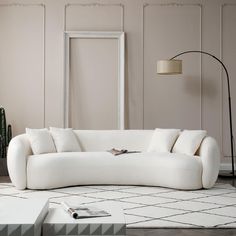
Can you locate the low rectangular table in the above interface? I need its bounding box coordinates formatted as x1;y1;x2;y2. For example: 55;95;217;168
0;198;49;236
43;202;126;236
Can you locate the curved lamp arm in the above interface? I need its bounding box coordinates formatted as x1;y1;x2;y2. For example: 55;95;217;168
170;50;231;99
158;50;234;178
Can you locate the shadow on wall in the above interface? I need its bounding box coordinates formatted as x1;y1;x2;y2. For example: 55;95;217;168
184;75;218;98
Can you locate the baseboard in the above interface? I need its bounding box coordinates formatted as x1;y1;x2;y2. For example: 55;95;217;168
220;163;235;171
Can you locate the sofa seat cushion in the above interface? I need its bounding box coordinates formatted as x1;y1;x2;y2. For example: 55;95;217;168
26;152;203;190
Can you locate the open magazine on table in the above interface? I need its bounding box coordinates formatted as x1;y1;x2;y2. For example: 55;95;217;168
61;202;111;219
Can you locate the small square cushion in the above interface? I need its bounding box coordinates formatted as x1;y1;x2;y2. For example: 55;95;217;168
147;128;181;153
50;127;81;152
26;128;56;155
173;130;207;155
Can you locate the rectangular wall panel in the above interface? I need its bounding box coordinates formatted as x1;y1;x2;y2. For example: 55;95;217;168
143;4;202;130
0;4;44;135
65;4;123;31
69;38;119;129
222;4;236;159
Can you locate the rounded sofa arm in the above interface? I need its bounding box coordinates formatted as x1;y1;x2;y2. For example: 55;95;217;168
199;136;220;189
7;134;32;190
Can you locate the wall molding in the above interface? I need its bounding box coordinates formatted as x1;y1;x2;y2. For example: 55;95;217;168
0;3;46;127
142;3;202;129
143;2;202;7
220;3;224;156
220;3;236;158
64;3;124;32
0;3;44;7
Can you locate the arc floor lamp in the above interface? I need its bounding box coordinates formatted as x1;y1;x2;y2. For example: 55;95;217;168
157;50;235;178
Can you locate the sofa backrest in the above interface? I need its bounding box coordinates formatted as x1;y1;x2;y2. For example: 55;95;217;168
73;130;154;152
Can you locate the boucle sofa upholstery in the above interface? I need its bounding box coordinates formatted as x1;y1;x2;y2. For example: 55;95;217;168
7;130;220;190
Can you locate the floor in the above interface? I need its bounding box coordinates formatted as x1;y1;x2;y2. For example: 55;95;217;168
0;176;235;236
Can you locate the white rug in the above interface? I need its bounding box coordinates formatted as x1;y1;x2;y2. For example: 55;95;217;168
0;183;236;228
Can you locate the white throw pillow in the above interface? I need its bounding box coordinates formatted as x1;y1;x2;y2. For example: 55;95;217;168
50;127;81;152
173;130;207;155
147;128;181;153
26;128;56;155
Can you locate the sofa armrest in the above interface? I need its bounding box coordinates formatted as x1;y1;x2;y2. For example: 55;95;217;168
199;136;220;188
7;134;32;190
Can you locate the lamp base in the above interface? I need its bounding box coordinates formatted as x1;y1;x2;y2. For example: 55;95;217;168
218;170;236;178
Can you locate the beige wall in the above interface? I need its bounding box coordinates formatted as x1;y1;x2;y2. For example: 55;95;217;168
0;0;236;164
69;37;119;129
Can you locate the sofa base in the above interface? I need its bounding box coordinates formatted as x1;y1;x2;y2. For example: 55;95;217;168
26;152;203;190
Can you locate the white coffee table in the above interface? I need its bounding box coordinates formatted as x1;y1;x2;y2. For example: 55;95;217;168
43;202;126;236
0;198;49;236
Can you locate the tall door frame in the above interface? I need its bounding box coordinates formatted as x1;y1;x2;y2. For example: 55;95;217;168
64;31;125;129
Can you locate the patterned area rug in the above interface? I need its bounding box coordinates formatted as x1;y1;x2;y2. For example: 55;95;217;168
0;182;236;228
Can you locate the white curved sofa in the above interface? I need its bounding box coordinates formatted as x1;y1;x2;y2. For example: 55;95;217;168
7;130;220;190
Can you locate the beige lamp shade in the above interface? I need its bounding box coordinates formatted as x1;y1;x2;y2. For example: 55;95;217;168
157;59;182;75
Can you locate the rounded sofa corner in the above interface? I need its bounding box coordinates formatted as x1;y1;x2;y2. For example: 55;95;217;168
199;136;221;189
7;134;32;190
